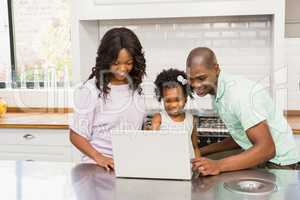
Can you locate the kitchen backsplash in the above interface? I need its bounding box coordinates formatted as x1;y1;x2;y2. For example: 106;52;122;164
99;15;272;110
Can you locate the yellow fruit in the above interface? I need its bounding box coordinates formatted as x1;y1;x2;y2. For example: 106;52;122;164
0;98;7;117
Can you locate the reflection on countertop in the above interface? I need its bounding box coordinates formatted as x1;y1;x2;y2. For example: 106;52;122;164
1;160;299;200
71;164;300;200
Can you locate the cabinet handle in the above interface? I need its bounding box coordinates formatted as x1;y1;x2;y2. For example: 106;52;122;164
23;134;35;140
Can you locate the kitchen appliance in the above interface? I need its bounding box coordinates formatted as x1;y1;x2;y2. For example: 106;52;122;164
144;110;230;148
197;116;229;147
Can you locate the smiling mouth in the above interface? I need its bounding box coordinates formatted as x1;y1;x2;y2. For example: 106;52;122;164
168;107;185;114
167;108;179;113
115;72;128;78
196;88;207;96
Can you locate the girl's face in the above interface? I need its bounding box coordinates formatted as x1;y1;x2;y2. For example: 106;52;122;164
162;85;187;117
110;48;133;84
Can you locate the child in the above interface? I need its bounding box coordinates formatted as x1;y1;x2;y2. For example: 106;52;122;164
151;68;201;159
69;27;146;171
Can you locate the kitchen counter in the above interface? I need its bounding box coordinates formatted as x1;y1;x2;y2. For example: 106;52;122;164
1;161;299;200
0;110;299;134
287;115;300;135
0;112;71;129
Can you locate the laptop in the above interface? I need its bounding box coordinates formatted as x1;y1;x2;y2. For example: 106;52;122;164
111;130;192;180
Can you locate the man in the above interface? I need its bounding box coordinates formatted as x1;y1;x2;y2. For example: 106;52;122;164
186;47;300;176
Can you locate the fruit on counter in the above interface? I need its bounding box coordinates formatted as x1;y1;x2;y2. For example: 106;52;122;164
0;98;7;117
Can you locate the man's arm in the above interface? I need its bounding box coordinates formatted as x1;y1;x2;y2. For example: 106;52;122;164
200;136;240;156
218;121;275;171
193;121;276;175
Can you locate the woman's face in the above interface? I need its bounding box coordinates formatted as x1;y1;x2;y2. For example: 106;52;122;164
162;85;186;117
110;48;133;84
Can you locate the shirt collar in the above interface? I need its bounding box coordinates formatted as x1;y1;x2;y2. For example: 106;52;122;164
215;71;226;102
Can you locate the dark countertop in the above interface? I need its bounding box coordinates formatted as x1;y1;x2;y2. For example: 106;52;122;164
1;161;299;200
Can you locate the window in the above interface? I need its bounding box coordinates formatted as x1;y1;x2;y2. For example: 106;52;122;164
1;0;71;89
0;0;11;87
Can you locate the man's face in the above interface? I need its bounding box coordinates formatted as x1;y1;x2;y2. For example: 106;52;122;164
186;64;219;97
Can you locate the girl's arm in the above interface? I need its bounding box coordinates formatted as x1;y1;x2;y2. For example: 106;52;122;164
150;113;162;130
192;116;201;158
69;129;114;171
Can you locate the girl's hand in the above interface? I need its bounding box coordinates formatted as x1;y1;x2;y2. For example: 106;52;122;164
94;154;114;172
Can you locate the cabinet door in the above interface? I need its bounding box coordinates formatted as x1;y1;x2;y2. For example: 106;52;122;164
0;128;72;162
0;129;70;146
286;39;300;110
294;135;300;153
286;0;300;37
0;145;72;162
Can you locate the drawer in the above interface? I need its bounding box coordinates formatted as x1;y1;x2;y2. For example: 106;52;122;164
294;135;300;153
0;129;70;146
0;145;72;162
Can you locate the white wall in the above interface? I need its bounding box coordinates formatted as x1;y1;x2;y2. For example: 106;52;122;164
99;16;272;82
99;15;272;110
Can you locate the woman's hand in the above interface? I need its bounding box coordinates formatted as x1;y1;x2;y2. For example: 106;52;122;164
94;154;114;172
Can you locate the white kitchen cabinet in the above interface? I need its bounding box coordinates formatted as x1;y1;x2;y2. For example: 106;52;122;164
286;38;300;110
294;135;300;153
286;0;300;38
0;128;76;162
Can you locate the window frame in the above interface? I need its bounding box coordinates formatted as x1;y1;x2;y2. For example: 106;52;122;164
7;0;16;87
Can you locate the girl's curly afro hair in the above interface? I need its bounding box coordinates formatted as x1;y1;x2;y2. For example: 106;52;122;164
154;68;193;102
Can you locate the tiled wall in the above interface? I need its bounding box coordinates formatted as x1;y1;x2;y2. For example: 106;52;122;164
98;15;273;110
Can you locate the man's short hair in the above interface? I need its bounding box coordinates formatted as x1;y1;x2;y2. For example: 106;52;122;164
186;47;218;68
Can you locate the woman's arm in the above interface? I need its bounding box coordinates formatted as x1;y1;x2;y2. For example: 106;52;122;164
192;117;201;158
69;129;114;171
150;113;162;130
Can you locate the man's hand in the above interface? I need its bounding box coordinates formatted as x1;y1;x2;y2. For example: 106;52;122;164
192;157;221;176
94;154;114;172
